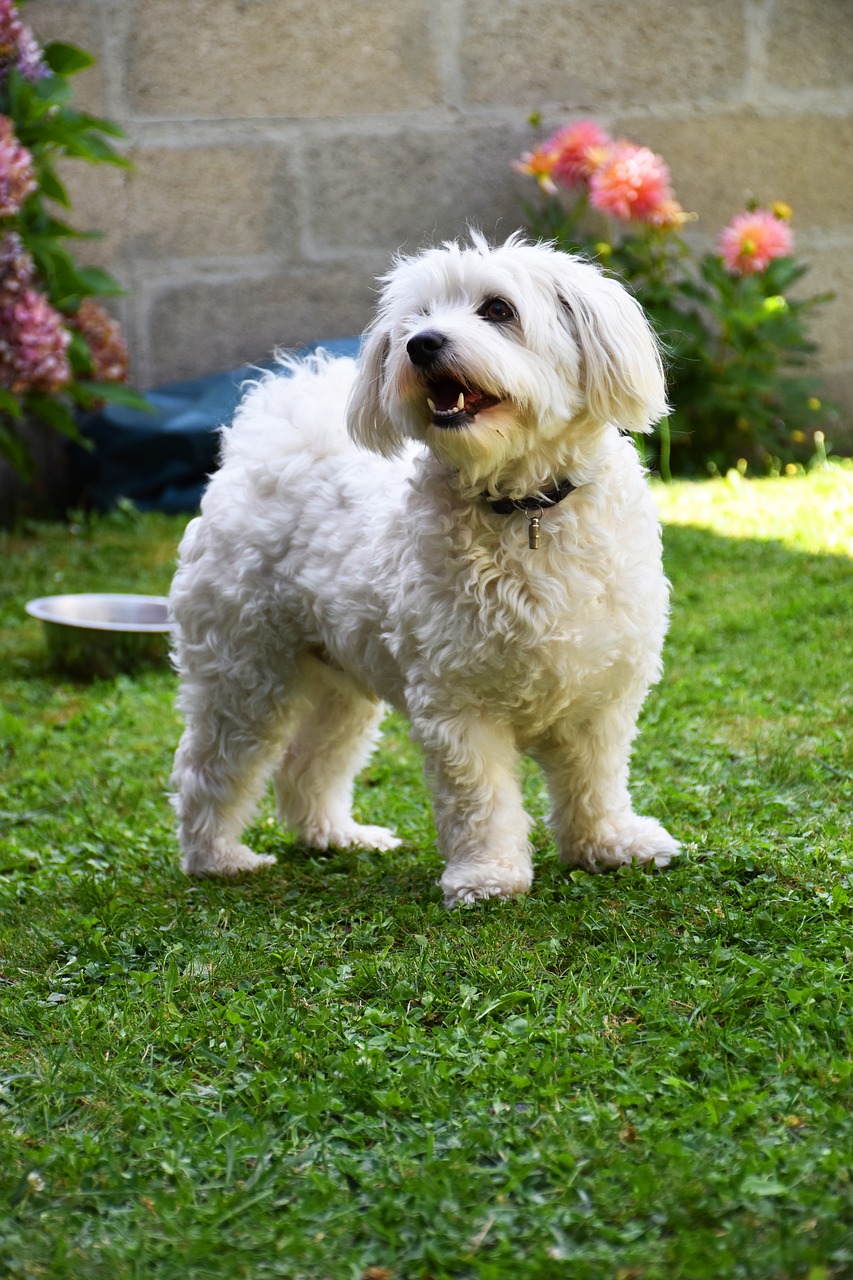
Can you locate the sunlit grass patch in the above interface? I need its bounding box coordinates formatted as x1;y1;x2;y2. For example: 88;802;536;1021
654;460;853;555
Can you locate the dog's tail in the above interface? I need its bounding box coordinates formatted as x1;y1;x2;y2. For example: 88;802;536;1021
222;351;360;467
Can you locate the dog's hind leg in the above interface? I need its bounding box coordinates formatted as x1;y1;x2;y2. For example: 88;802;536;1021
272;661;401;853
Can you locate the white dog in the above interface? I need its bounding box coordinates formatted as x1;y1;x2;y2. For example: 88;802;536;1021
169;233;679;905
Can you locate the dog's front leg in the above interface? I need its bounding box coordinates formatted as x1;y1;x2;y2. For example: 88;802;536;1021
411;710;533;907
533;708;679;873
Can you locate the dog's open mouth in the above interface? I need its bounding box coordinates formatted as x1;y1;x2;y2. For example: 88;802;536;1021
425;377;501;428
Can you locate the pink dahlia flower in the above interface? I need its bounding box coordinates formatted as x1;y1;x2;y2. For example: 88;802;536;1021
0;285;71;394
514;119;611;194
0;115;36;217
0;0;47;81
513;141;562;195
589;141;676;224
548;120;611;188
719;208;794;274
644;196;690;229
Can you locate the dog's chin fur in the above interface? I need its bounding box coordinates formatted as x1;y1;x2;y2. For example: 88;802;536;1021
420;402;579;502
169;233;680;906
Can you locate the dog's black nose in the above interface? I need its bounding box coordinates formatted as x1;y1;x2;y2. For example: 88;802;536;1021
407;330;447;367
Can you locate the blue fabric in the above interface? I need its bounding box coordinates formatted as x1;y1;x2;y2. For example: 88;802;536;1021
77;337;362;514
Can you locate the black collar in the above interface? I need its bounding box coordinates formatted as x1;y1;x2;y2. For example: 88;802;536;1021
484;476;577;515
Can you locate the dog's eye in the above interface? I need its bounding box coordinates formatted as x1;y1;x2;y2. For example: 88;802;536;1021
478;297;515;324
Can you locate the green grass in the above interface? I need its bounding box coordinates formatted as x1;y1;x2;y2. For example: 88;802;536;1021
1;469;851;1280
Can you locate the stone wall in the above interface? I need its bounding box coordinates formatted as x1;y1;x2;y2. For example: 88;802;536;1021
24;0;853;423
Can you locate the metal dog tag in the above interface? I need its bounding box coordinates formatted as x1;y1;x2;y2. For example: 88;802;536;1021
527;513;541;550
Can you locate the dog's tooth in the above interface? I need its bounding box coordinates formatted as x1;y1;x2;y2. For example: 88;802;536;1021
427;397;437;413
456;392;466;411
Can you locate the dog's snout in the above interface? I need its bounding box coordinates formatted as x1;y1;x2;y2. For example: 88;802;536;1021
407;329;447;367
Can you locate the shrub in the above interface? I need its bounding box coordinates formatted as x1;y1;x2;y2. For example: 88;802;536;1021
515;119;834;477
0;0;144;481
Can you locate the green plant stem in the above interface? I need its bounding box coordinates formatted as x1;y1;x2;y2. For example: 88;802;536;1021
658;414;672;482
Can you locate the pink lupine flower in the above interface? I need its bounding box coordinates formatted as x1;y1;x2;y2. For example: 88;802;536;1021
0;228;34;299
71;298;130;384
0;0;47;81
0;116;36;217
719;208;794;274
588;141;675;223
514;120;611;194
10;19;44;79
0;285;71;394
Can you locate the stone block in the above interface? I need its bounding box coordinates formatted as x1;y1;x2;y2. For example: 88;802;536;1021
121;145;297;260
819;371;853;450
60;144;302;266
784;244;853;452
613;113;853;234
55;160;129;272
767;0;853;92
790;244;853;372
461;0;747;109
124;0;440;118
145;268;376;383
304;122;534;254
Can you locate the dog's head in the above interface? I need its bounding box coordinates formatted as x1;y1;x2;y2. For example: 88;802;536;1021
347;233;668;493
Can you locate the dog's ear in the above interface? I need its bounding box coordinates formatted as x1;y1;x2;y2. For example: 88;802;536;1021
346;323;402;458
557;263;669;433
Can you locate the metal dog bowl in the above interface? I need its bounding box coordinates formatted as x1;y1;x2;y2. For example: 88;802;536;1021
25;593;172;679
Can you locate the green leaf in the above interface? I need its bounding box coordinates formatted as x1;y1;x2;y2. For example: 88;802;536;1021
25;239;80;307
740;1175;787;1197
24;392;83;443
475;991;537;1021
75;266;126;298
30;74;74;109
36;163;71;209
0;421;34;479
74;383;154;414
43;42;97;76
54;113;130;166
23;239;123;309
762;256;807;293
0;388;25;420
24;214;84;241
66;330;95;376
75;113;128;141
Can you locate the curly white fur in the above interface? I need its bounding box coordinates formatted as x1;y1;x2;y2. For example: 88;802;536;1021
169;234;679;905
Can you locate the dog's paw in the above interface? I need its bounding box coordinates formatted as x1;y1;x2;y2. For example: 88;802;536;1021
560;816;680;873
181;840;277;878
303;822;402;853
355;824;403;852
440;860;533;908
339;823;403;852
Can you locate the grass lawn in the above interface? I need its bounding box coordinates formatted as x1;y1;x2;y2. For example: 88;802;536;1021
1;467;851;1279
